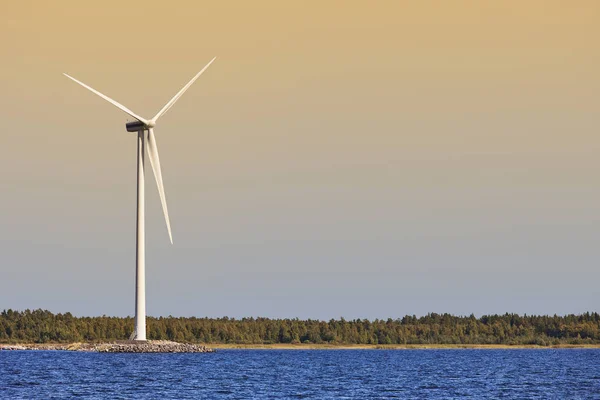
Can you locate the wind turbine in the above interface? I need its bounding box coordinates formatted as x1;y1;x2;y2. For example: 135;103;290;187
63;57;217;341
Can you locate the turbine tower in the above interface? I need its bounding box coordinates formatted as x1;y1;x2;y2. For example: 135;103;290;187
64;57;217;341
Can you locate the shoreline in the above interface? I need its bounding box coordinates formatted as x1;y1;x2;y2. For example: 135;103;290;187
2;342;599;351
207;343;600;350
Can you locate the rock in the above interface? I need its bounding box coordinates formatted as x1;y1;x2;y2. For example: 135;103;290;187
0;345;28;350
93;340;215;353
0;341;215;353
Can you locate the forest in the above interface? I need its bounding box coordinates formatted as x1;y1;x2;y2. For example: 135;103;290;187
1;309;599;345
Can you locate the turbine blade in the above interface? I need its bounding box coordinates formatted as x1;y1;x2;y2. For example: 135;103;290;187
146;128;173;244
63;73;149;125
152;57;217;122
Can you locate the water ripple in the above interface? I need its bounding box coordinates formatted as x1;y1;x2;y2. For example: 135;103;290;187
1;349;599;399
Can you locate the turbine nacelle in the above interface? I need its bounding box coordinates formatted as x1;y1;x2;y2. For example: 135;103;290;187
126;119;156;132
126;120;147;132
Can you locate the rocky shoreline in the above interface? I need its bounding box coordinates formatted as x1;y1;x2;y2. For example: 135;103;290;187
0;340;215;353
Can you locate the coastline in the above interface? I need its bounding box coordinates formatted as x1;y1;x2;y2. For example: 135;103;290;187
207;343;600;350
2;342;599;351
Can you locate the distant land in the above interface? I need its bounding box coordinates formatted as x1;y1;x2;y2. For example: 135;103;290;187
1;309;599;347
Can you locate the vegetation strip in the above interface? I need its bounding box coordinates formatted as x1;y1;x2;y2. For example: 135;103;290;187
2;310;599;346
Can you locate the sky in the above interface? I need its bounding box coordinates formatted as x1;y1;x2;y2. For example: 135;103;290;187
1;1;599;320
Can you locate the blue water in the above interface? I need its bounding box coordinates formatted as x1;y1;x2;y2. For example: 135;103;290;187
1;349;599;399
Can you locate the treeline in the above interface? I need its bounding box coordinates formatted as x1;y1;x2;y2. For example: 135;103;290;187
1;309;599;345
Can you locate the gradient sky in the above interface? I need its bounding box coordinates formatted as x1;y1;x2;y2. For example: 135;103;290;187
1;1;599;319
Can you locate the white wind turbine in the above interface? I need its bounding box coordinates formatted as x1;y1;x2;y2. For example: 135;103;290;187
64;57;217;341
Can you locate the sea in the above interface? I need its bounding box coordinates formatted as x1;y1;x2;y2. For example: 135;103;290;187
1;349;599;399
